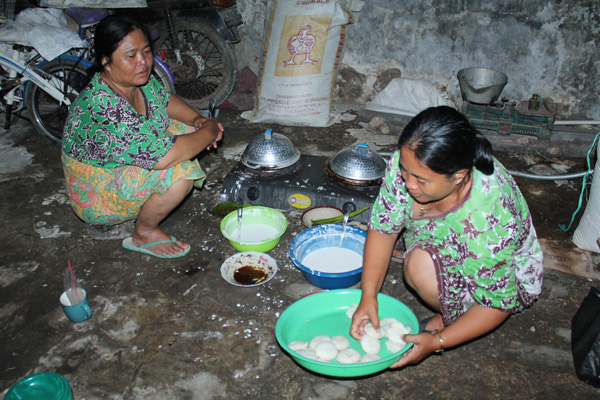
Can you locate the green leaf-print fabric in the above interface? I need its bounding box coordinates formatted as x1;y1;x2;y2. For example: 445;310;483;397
369;151;543;325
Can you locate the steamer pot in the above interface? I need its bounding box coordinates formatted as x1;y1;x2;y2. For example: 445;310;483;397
327;143;386;182
241;129;300;169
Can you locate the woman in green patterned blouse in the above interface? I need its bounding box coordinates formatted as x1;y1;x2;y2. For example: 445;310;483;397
62;15;223;258
350;106;543;367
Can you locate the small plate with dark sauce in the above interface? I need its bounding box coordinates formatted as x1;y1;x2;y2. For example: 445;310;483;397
221;252;278;287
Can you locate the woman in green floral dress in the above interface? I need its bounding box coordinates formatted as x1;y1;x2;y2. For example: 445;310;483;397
350;106;543;367
62;15;223;258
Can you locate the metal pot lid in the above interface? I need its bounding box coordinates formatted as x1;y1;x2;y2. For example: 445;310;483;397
241;129;300;169
329;143;387;181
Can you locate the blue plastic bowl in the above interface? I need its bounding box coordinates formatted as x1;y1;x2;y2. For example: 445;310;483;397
289;224;367;289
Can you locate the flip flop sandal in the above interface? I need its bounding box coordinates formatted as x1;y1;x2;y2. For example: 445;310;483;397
419;315;436;334
122;236;190;259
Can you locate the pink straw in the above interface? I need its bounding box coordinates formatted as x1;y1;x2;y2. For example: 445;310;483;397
68;261;76;291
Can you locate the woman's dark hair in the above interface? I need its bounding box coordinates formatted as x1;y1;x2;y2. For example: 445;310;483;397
92;14;151;74
398;106;494;176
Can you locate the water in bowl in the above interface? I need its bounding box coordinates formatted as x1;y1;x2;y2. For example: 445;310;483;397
231;223;279;243
301;247;362;273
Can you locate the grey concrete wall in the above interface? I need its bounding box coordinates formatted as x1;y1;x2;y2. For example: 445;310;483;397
235;0;600;120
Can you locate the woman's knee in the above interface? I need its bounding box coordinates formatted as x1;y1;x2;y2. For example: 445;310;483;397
404;248;440;305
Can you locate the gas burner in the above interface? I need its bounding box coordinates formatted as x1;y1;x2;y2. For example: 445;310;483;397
221;154;380;223
235;157;304;179
324;161;382;190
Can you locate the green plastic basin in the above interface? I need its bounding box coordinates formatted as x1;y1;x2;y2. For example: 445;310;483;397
275;289;418;377
4;372;73;400
220;206;287;252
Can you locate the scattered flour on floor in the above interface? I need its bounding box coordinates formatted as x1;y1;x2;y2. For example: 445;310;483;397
0;135;33;182
34;221;71;239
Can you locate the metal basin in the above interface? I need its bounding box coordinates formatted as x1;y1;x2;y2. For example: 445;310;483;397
328;143;386;181
241;129;300;169
457;67;508;104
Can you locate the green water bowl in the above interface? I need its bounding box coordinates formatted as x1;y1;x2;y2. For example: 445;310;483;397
220;206;288;252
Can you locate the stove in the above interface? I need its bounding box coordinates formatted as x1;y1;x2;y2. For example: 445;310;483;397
220;155;380;223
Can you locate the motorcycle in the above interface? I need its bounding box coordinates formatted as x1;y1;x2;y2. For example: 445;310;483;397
144;0;243;109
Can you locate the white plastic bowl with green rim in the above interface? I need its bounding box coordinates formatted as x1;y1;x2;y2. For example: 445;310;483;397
220;206;288;252
276;289;418;377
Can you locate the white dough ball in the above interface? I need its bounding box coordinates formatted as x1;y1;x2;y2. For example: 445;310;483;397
296;349;317;360
389;320;411;334
360;333;381;355
386;327;408;345
309;335;331;350
385;339;405;354
314;340;338;361
336;348;362;364
360;353;383;363
346;303;358;319
288;341;308;351
379;317;398;328
331;335;351;350
364;323;385;339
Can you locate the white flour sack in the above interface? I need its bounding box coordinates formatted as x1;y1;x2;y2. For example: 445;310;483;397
241;0;353;127
573;142;600;253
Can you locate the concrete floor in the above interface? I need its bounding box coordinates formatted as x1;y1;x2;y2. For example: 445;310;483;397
1;107;599;399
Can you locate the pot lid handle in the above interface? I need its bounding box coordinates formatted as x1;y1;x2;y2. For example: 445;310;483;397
355;143;369;155
265;128;273;140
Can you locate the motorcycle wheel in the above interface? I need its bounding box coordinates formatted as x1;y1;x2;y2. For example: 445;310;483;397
155;17;237;109
26;59;90;144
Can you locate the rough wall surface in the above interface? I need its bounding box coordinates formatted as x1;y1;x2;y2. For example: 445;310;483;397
235;0;600;120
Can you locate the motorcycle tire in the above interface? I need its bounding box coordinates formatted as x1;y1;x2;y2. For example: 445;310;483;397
155;17;237;109
26;59;90;145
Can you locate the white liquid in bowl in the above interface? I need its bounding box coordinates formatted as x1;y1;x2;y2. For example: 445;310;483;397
231;223;280;243
301;247;363;273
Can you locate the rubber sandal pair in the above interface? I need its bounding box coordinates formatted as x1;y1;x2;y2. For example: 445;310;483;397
122;235;190;258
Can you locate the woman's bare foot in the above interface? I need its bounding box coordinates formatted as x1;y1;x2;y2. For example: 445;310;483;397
132;228;189;257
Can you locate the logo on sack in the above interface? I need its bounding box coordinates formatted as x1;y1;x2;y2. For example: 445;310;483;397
284;24;318;66
275;15;331;77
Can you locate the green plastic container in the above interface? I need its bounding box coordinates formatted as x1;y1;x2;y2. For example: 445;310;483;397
220;206;287;252
4;372;73;400
275;289;418;377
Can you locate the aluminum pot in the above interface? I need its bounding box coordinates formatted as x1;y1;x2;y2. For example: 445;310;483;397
327;143;386;182
241;129;300;169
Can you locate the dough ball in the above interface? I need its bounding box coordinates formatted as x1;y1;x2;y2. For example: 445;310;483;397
346;303;358;319
331;335;350;350
388;320;411;334
385;339;405;354
314;340;338;361
386;327;408;345
360;332;381;355
336;348;361;364
309;335;331;350
296;349;317;360
379;317;397;329
288;341;308;351
364;323;385;339
360;353;383;363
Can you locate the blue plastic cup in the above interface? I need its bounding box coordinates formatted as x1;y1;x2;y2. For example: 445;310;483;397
59;289;92;323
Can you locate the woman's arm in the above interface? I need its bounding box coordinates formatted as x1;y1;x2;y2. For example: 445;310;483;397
153;119;222;170
350;229;398;339
392;303;510;368
166;94;207;127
